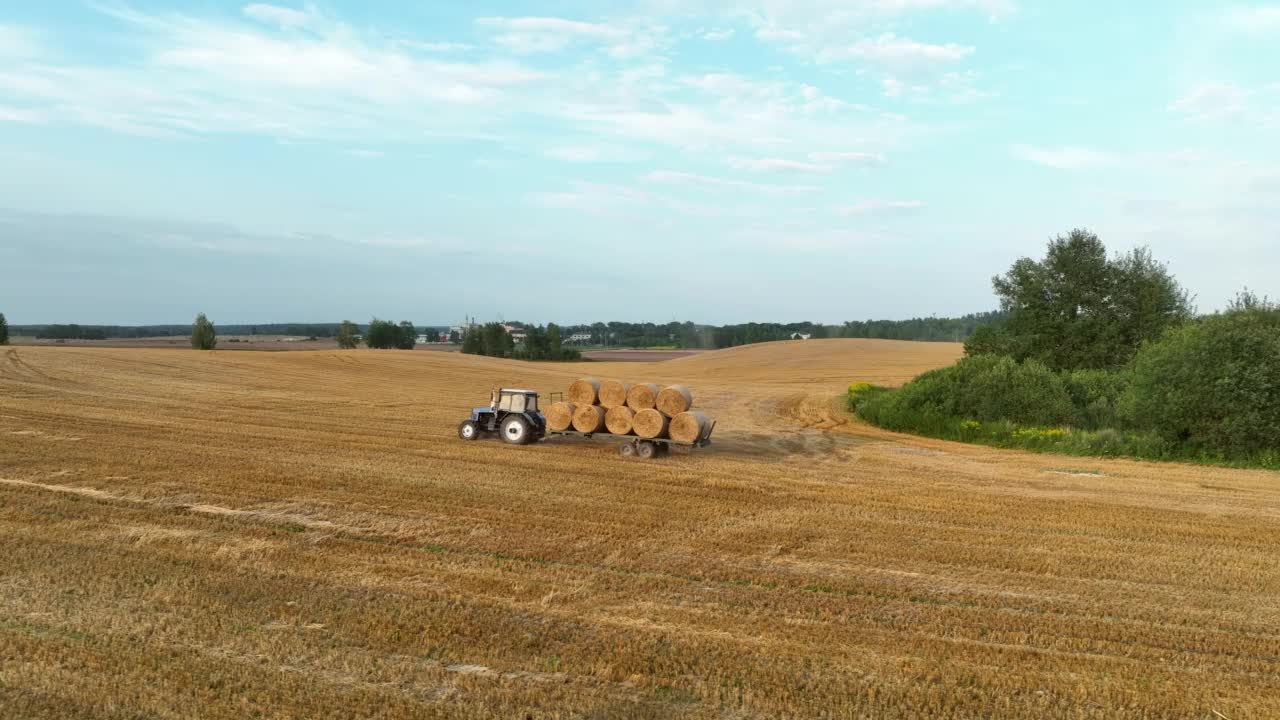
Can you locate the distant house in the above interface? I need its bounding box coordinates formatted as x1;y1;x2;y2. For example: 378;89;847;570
790;332;812;340
416;334;430;344
567;332;593;344
510;331;528;343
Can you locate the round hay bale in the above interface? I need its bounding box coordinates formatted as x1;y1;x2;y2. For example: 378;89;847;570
604;406;636;435
669;411;712;444
632;408;669;439
598;380;632;409
656;385;694;417
626;383;660;410
572;404;607;433
568;377;601;406
546;402;577;432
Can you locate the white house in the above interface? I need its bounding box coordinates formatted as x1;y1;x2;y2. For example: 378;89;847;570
790;332;812;340
567;332;594;344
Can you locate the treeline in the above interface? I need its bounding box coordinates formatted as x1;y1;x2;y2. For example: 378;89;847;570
13;317;1001;348
711;322;828;348
513;317;998;349
16;323;355;339
462;322;580;361
848;229;1280;468
839;312;1007;342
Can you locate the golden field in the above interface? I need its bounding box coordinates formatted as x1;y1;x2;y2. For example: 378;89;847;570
2;339;1278;719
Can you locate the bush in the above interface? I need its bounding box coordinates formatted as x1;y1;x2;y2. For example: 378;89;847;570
0;312;8;345
845;382;891;411
1065;368;1131;429
868;355;1079;427
1128;306;1280;456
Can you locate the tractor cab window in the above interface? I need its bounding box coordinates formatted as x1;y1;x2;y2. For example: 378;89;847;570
525;394;538;412
501;393;526;413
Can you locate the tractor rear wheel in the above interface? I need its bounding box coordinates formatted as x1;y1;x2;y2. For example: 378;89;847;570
500;416;532;445
458;420;480;441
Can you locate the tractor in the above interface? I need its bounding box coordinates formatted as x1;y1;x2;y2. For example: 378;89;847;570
457;388;546;445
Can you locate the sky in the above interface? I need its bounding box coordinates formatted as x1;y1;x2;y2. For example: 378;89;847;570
0;1;1277;326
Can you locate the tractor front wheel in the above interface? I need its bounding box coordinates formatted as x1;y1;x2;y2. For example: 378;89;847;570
500;416;533;445
458;420;480;441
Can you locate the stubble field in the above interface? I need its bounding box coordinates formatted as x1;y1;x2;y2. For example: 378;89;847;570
2;340;1278;719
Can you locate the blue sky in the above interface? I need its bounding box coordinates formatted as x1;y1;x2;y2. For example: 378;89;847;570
1;1;1277;325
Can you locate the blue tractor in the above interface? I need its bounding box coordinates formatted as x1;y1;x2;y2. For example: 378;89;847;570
457;388;546;445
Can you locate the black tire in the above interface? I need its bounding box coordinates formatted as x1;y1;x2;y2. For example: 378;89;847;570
637;441;657;460
500;415;532;445
458;420;480;441
619;442;637;458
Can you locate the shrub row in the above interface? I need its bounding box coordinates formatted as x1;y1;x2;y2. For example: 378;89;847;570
850;307;1280;468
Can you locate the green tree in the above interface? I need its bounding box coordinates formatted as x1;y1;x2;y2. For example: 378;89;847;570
1128;299;1280;456
365;318;399;349
397;321;417;350
461;326;482;354
962;324;1011;357
987;229;1191;370
547;323;563;359
191;313;217;350
336;320;359;349
0;313;8;345
449;329;462;344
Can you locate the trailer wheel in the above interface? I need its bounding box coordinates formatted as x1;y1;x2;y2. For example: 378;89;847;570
637;441;657;460
619;442;637;458
458;420;480;441
500;416;532;445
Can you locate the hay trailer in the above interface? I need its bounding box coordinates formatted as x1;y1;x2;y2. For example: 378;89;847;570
545;428;715;460
456;388;715;460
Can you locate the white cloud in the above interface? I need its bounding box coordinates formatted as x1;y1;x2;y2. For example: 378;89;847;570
478;16;664;58
401;40;473;53
0;104;41;123
0;24;40;57
728;156;834;173
808;151;887;166
543;145;647;163
1012;144;1118;170
644;170;819;195
819;33;974;69
1222;6;1280;33
698;27;735;41
839;199;925;215
0;7;545;140
243;4;312;30
1168;83;1256;122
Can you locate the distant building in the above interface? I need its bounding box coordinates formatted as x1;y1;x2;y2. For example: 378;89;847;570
790;332;812;340
567;332;593;344
416;334;430;344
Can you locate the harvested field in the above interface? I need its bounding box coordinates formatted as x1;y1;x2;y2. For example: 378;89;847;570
2;339;1279;719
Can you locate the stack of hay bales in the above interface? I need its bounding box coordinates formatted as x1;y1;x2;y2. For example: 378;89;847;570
546;377;714;443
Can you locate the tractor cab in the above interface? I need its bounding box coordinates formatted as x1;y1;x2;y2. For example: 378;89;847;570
459;388;546;445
